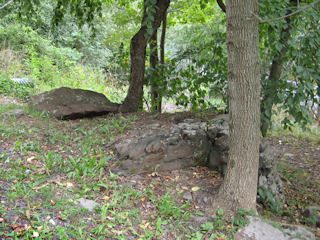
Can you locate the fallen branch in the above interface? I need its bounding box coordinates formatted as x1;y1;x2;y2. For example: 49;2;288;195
0;0;14;10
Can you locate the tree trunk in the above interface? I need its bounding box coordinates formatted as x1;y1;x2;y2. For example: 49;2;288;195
211;0;260;217
150;29;160;112
119;0;170;113
260;0;297;137
158;10;167;112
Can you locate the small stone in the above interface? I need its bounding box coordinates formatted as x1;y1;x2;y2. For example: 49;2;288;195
3;109;25;118
171;170;180;175
182;192;193;201
284;153;294;159
316;215;320;228
203;197;208;203
120;181;136;188
302;208;314;218
130;175;144;181
78;198;99;212
49;219;56;225
195;217;207;223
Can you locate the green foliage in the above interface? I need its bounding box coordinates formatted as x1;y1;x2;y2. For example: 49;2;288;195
155;190;191;219
169;0;221;25
0;23;82;62
146;23;228;111
0;74;33;101
259;0;320;132
258;187;284;214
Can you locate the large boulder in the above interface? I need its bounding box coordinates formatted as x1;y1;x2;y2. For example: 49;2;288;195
29;87;120;119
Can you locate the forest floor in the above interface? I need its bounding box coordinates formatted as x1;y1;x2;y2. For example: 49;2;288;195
0;94;319;239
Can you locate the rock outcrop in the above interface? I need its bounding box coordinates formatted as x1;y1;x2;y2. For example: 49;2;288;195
235;216;316;240
110;114;285;206
29;87;120;120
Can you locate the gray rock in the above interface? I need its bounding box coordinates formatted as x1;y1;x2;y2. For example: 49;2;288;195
182;192;193;201
195;217;208;223
282;224;316;240
130;175;144;181
302;206;320;227
258;141;285;205
120;181;137;188
235;216;315;240
78;198;99;212
284;153;295;159
2;109;25;118
29;87;120;119
302;208;314;218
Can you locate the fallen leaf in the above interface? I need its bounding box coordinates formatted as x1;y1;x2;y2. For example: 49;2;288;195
10;223;22;229
66;182;73;188
27;156;35;162
113;230;123;235
50;200;56;206
33;232;39;237
181;186;189;190
151;172;158;177
0;217;4;223
102;196;110;200
26;210;31;219
53;180;63;186
141;197;146;201
140;221;150;229
191;187;200;192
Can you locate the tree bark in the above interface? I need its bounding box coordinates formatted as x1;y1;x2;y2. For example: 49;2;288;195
158;11;167;112
119;0;170;113
211;0;260;217
260;0;298;137
216;0;226;13
150;29;160;112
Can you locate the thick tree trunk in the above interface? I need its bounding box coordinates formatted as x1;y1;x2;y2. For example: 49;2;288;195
260;0;297;137
119;0;170;113
211;0;260;217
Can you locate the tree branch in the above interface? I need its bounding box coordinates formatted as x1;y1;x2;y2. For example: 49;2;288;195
253;0;320;23
216;0;226;13
0;0;13;9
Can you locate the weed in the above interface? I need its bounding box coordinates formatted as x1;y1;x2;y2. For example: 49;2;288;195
155;190;190;220
277;165;306;187
258;187;284;214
